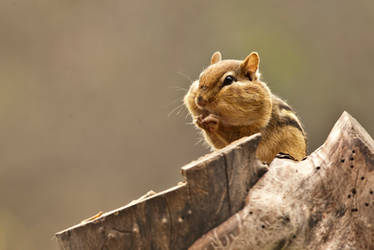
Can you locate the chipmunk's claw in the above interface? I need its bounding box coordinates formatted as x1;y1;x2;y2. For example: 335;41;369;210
196;114;219;132
275;152;297;161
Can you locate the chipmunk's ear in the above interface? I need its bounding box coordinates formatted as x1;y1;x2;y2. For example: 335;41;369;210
241;52;260;74
210;51;222;65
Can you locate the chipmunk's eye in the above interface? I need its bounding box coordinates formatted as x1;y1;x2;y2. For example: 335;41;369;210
222;75;236;87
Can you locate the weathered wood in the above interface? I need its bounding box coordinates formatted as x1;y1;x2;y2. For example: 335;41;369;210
56;134;266;250
190;111;374;249
57;111;374;250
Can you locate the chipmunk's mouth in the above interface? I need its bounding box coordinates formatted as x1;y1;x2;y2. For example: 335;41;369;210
198;108;211;118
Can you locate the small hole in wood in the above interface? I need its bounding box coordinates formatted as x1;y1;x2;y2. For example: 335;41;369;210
292;235;296;239
352;150;355;153
282;215;290;223
341;159;345;163
365;203;369;207
261;225;265;229
249;211;253;215
350;165;354;169
370;190;373;195
351;208;358;212
352;188;357;195
350;157;354;161
316;166;321;170
347;194;351;198
361;176;365;180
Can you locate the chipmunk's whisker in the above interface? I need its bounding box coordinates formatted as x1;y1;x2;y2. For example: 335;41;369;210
168;102;185;117
177;71;193;83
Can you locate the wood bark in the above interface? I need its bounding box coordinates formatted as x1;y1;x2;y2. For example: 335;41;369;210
56;112;374;250
190;111;374;250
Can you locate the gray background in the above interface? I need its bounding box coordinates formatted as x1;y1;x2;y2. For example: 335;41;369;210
0;1;373;249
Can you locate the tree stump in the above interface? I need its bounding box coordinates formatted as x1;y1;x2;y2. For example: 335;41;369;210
55;112;374;250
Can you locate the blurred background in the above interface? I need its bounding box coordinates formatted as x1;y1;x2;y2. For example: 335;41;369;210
0;0;373;249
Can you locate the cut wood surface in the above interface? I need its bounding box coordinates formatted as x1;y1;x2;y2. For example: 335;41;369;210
56;134;268;250
56;112;374;250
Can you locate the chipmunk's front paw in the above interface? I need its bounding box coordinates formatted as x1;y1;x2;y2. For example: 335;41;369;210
196;114;219;132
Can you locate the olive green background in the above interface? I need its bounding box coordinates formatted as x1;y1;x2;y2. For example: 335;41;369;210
0;1;373;249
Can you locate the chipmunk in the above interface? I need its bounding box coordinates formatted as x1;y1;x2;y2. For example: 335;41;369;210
184;51;306;164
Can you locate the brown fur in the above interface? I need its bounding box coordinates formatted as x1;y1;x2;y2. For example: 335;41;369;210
184;51;306;164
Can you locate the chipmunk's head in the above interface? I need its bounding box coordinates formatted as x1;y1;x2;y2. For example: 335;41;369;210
185;51;272;126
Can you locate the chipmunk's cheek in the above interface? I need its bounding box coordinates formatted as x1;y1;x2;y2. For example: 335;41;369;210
211;102;230;122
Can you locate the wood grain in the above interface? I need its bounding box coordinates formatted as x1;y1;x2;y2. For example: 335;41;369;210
190;111;374;250
56;134;265;250
56;111;374;250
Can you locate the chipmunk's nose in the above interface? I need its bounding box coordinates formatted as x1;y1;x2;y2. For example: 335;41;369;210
196;95;207;107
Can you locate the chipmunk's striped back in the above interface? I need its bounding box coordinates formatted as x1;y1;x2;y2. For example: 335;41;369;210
256;95;307;163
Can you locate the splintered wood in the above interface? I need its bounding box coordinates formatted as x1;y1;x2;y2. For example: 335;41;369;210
56;134;267;250
56;112;374;250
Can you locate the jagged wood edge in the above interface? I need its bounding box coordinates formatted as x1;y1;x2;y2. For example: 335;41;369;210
189;111;374;250
55;134;267;250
